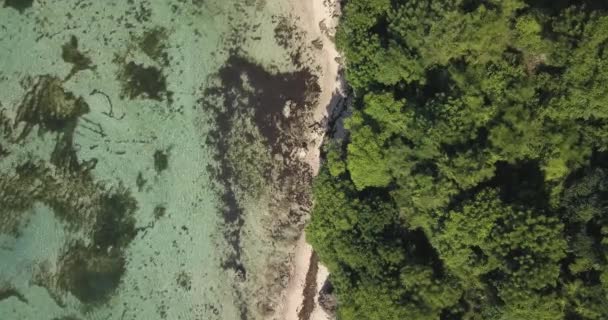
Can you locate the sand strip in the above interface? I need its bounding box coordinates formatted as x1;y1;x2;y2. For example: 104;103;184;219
279;0;343;317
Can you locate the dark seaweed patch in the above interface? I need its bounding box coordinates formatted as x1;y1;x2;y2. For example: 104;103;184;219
15;76;89;137
0;155;138;306
139;27;170;67
273;15;309;67
0;77;93;234
212;55;319;153
57;243;126;304
153;205;166;219
119;61;167;101
136;171;147;191
54;188;138;305
3;0;34;13
2;71;139;310
153;149;169;173
12;76;91;174
14;75;89;172
61;35;94;80
0;286;28;304
176;271;192;291
273;16;299;49
93;192;138;250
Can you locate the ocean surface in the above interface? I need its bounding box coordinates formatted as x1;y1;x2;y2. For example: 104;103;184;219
0;1;319;319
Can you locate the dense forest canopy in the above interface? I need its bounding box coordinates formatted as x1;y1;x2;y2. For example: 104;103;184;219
308;0;608;319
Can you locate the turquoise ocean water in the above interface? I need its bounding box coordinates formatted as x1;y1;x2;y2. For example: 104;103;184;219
0;1;317;319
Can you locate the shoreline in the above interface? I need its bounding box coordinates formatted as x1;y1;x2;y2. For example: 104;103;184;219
279;0;343;319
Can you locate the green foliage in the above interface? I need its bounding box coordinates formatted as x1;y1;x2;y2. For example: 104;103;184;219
346;124;392;189
309;1;608;319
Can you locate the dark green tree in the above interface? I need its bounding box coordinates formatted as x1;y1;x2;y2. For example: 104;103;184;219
309;0;608;319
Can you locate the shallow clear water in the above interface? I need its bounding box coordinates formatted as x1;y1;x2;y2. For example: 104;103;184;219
0;0;307;319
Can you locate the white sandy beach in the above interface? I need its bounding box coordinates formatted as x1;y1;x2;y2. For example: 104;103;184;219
280;0;343;319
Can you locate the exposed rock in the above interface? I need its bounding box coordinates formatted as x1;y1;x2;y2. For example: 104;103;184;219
318;278;337;317
311;38;323;50
283;100;295;118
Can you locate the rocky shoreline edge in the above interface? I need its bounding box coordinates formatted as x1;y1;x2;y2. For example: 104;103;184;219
203;0;347;319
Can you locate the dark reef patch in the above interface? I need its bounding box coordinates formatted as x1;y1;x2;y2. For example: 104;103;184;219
273;16;299;49
3;0;34;13
118;61;168;101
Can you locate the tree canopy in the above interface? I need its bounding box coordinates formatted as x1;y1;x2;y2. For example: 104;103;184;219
308;1;608;319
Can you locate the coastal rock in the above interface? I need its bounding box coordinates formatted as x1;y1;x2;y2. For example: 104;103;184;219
318;278;337;317
283;100;295;118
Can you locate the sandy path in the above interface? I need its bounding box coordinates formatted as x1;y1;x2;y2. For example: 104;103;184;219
295;0;343;176
282;234;332;320
282;234;315;320
279;0;342;320
310;263;332;320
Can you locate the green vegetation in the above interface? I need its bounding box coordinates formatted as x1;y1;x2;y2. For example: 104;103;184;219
308;1;608;319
